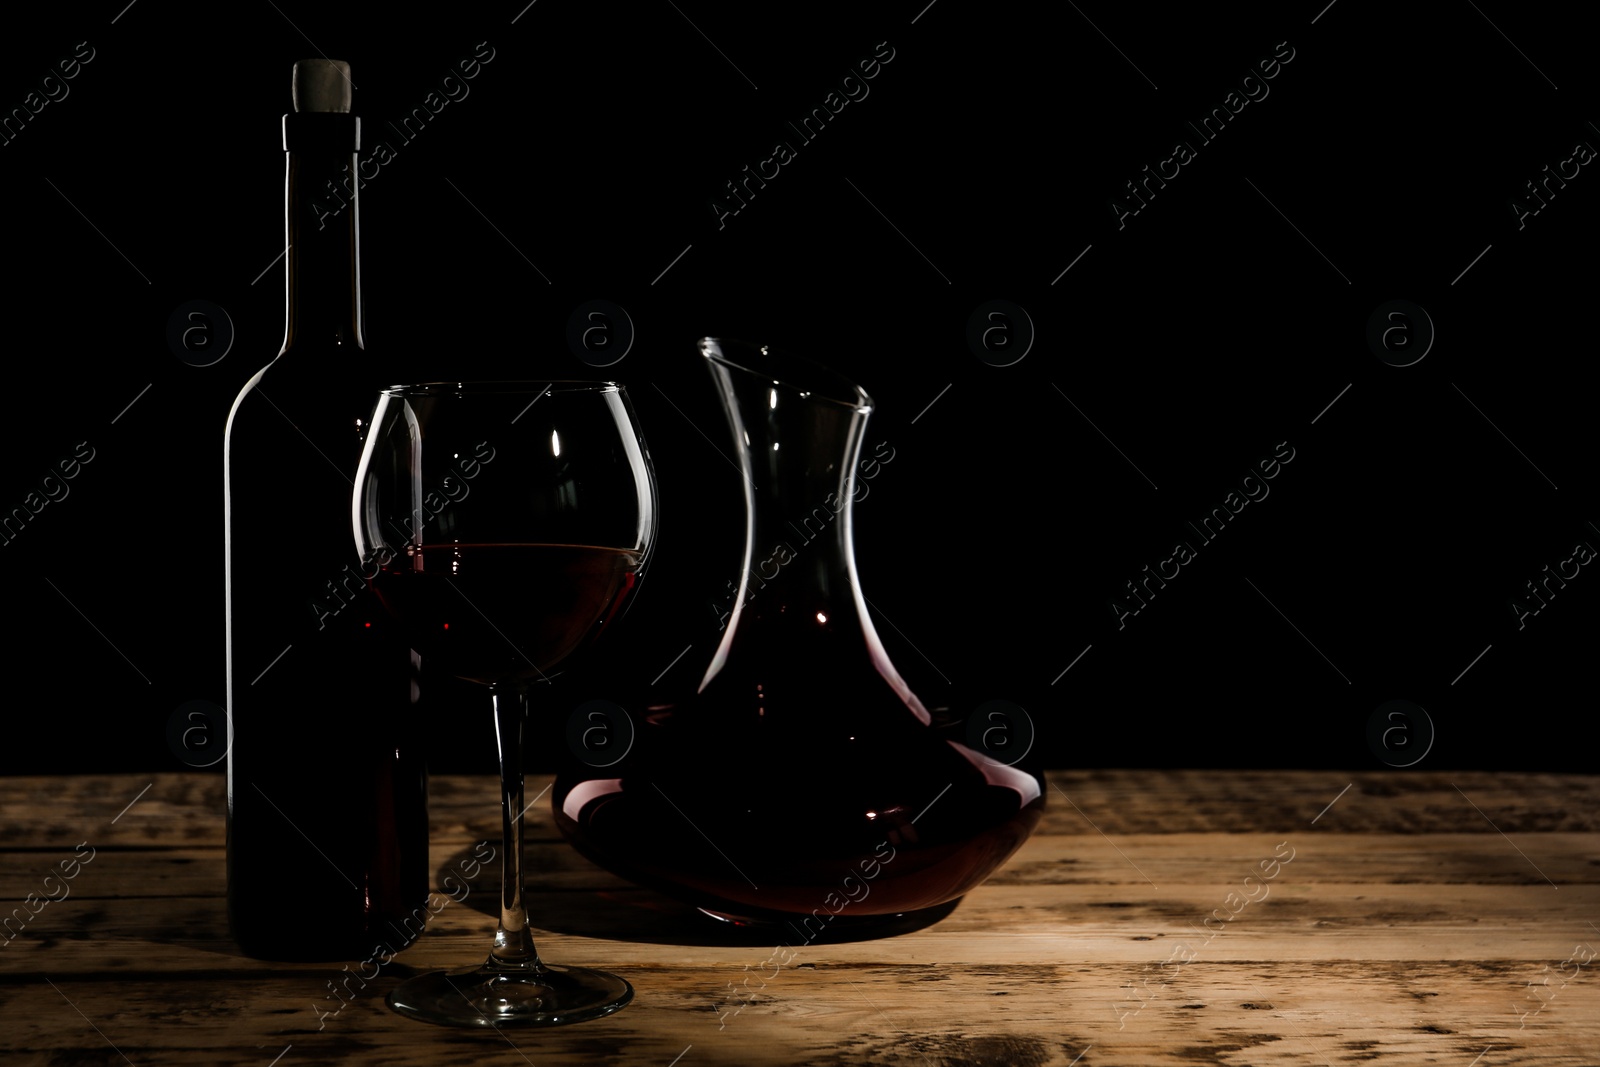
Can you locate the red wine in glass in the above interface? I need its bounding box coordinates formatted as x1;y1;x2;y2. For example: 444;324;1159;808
370;543;640;685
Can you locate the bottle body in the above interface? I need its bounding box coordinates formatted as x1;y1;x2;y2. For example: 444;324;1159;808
224;93;428;960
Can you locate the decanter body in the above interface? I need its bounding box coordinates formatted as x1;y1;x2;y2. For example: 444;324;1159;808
553;339;1043;923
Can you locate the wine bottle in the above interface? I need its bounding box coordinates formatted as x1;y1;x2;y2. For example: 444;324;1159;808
224;58;428;960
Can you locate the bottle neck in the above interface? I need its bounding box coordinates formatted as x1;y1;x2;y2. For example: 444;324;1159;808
281;114;363;354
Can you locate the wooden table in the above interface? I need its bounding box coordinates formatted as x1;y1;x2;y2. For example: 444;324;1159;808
3;771;1597;1065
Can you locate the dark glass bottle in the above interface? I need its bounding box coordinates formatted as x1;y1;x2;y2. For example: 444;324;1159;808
224;59;428;960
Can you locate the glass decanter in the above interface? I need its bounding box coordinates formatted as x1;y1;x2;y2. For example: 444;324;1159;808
553;338;1043;926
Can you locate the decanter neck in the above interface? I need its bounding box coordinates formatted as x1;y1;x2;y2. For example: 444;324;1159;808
696;339;928;722
716;349;870;601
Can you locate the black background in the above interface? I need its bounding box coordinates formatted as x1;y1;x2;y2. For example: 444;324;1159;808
1;1;1594;775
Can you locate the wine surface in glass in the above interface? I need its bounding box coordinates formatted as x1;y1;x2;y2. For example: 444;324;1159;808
371;543;640;685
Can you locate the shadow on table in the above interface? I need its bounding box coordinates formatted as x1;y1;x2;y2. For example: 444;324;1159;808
442;843;963;947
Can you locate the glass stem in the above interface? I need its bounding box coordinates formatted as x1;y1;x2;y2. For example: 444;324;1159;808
488;683;540;971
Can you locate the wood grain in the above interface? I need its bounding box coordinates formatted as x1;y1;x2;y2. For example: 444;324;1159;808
2;771;1596;1066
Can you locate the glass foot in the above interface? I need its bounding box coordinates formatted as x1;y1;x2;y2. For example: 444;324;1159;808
387;961;633;1027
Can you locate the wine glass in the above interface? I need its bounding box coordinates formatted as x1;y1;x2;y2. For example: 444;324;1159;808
353;381;656;1027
